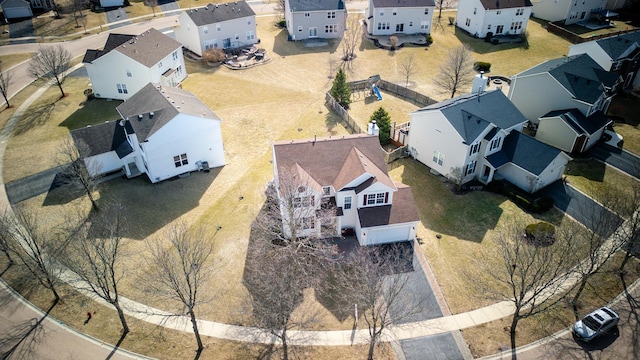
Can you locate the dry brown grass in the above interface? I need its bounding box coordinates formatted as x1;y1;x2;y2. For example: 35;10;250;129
32;9;106;38
565;160;640;209
0;53;34;70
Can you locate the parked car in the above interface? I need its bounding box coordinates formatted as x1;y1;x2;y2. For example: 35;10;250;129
573;306;619;342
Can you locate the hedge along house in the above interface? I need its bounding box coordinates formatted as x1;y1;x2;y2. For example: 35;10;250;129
284;0;347;41
174;1;258;56
365;0;435;36
272;134;420;246
71;83;225;183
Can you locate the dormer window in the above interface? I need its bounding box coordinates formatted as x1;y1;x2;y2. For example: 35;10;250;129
490;137;502;150
364;192;388;206
469;142;479;155
322;186;331;196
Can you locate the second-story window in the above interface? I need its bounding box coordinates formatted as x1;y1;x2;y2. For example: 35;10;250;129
328;11;335;18
364;192;387;206
344;196;352;210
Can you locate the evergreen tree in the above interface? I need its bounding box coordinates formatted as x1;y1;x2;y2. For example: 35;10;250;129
370;107;391;146
330;68;351;109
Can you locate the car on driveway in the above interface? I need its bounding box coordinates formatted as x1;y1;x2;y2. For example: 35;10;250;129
573;306;619;342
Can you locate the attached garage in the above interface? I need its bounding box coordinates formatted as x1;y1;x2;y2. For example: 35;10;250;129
1;0;33;19
363;225;413;246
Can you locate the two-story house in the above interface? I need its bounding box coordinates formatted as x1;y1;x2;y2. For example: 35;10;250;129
83;28;187;101
365;0;435;36
71;83;225;183
568;31;640;90
272;134;420;246
457;0;533;38
284;0;347;41
174;1;258;56
531;0;607;25
408;90;570;193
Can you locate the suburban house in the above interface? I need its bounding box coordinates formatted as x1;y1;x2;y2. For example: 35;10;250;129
272;134;420;246
407;90;571;193
83;28;187;101
70;83;225;183
531;0;607;25
89;0;124;9
284;0;347;41
0;0;32;19
174;1;258;56
537;109;611;154
364;0;435;36
456;0;532;38
508;54;621;124
568;31;640;89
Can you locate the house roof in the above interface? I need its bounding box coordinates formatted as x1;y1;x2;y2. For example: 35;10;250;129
372;0;435;7
72;83;220;157
82;28;181;67
287;0;345;12
184;1;255;27
517;54;620;104
594;30;640;60
413;90;527;143
357;184;420;227
479;0;532;10
273;134;395;192
486;131;564;175
540;109;611;135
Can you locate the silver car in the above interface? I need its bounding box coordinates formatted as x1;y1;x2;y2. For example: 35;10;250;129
573;306;619;342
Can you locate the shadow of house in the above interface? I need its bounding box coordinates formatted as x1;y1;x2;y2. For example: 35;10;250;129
453;26;529;54
59;99;122;131
272;28;340;57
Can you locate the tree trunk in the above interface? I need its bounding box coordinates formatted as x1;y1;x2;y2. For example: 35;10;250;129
56;81;65;98
1;93;9;108
189;308;204;356
571;278;588;319
281;330;288;360
509;314;518;360
367;323;378;360
438;5;443;20
619;251;631;273
114;302;130;335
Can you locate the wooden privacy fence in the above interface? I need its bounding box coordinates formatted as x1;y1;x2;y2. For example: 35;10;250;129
376;80;437;107
324;92;364;134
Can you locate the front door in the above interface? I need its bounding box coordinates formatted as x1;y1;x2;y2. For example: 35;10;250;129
309;27;317;38
223;38;231;48
396;23;404;32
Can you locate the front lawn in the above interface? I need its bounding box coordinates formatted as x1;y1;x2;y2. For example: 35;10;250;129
608;92;640;156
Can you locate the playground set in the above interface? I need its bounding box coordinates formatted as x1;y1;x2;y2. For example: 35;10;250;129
351;75;383;101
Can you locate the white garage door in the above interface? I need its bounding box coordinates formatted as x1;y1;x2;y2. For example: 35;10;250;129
3;6;32;19
366;226;410;246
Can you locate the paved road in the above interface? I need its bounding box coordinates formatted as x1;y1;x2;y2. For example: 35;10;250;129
589;143;640;179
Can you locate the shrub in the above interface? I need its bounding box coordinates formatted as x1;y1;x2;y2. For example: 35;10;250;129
474;61;491;72
277;20;286;28
370;107;391;146
448;16;455;25
525;222;556;241
425;35;433;44
203;48;226;63
389;36;399;49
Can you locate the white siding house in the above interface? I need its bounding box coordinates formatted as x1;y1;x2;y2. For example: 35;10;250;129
285;0;347;40
408;90;570;193
175;1;258;56
272;134;420;246
537;109;610;154
457;0;532;38
365;0;435;36
531;0;607;24
71;83;225;183
83;28;187;101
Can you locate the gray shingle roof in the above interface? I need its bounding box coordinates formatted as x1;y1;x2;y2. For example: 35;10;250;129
82;28;182;68
517;54;620;104
486;131;563;175
540;109;611;135
287;0;345;12
372;0;434;7
413;90;527;143
184;1;255;26
479;0;532;10
595;30;640;60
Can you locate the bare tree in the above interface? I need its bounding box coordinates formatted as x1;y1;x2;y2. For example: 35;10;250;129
433;44;475;98
79;12;88;34
62;205;131;338
28;45;72;98
274;0;286;21
55;137;101;212
143;222;215;360
478;222;576;359
0;63;13;108
342;14;362;66
70;0;85;27
400;54;418;88
433;0;453;31
618;182;640;274
144;0;158;17
0;210;16;272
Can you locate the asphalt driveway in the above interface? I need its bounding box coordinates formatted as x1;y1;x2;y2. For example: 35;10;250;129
105;7;131;29
8;19;35;44
589;143;640;179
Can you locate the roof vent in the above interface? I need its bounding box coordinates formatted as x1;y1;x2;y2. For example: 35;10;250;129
149;112;155;118
138;114;143;120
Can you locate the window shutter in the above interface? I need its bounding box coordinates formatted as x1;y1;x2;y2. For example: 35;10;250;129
363;194;367;205
384;192;389;203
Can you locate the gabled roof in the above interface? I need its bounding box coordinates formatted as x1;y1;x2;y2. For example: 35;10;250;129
287;0;345;12
540;109;611;135
372;0;434;7
517;54;620;104
486;131;564;175
184;1;255;27
479;0;532;10
594;31;640;60
413;90;527;143
82;28;181;67
358;184;419;227
72;83;220;157
273;134;395;192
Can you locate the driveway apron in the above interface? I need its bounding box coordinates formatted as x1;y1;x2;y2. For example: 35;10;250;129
159;0;180;16
105;7;131;29
589;143;640;179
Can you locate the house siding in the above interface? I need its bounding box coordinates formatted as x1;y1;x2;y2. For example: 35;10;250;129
532;0;606;24
457;0;531;38
84;151;123;177
568;42;613;70
286;6;346;40
175;11;258;56
365;4;434;35
536;116;579;152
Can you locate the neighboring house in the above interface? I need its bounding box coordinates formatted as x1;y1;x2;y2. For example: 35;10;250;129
457;0;532;38
408;90;570;193
89;0;124;9
0;0;32;19
284;0;346;41
531;0;607;24
537;109;611;154
272;134;420;246
568;31;640;89
83;28;187;101
508;54;621;124
174;1;258;56
364;0;435;36
70;83;225;183
29;0;54;11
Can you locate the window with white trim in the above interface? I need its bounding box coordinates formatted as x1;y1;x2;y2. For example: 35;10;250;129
490;137;502;150
298;216;315;230
392;8;397;15
246;31;255;40
294;195;315;208
116;83;128;94
216;24;221;31
322;186;331;196
344;196;352;210
327;11;335;18
173;153;188;167
469;142;479;155
203;26;209;35
298;26;303;32
247;18;252;25
424;8;429;14
325;24;337;33
379;9;384;16
465;18;471;26
466;160;476;176
473;7;476;14
304;12;310;17
172;51;178;60
510;21;523;31
158;61;163;68
433;150;444;166
365;192;388;206
516;8;524;15
125;69;132;77
377;22;390;30
420;21;428;30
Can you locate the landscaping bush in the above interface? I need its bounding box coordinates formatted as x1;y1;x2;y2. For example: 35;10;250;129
277;20;286;28
203;48;226;64
425;35;433;44
525;222;556;246
474;61;491;72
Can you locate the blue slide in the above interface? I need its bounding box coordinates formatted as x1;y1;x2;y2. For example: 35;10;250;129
372;84;382;101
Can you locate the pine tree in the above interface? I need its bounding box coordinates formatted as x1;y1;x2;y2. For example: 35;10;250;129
330;68;351;109
370;107;391;146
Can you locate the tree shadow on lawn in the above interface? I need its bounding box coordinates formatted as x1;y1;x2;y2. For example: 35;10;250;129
58;98;122;131
565;160;606;183
272;29;340;57
608;92;640;127
11;101;55;136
